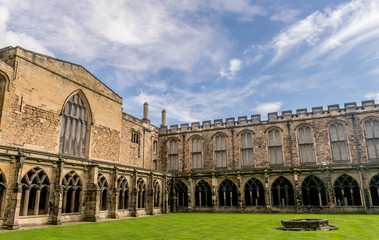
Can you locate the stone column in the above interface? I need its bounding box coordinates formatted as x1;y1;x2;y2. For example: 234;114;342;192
109;167;118;218
264;172;272;212
237;174;243;212
211;173;218;212
188;177;193;212
33;189;41;215
130;170;138;217
2;152;26;230
147;172;154;215
162;175;167;214
294;172;302;213
326;171;335;211
49;159;64;225
84;165;100;222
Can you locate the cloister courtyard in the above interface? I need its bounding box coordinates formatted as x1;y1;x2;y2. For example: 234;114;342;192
0;213;378;239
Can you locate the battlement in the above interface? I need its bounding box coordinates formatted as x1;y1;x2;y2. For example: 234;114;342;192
161;100;377;134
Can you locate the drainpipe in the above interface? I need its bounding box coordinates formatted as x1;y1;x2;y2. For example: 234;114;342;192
231;128;235;170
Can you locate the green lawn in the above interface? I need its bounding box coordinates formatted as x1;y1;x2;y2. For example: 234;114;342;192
1;213;378;240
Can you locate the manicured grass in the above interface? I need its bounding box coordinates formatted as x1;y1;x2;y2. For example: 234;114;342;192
1;213;378;239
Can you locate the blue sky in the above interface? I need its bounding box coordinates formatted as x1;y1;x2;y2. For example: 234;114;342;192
1;0;379;126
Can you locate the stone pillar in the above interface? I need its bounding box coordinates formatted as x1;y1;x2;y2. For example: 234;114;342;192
264;172;272;212
143;102;149;120
162;175;167;214
2;152;26;230
49;159;64;225
109;167;118;218
147;172;154;215
326;171;335;211
33;189;41;215
130;170;138;217
84;165;100;222
172;177;177;213
294;172;302;213
237;174;243;212
188;177;193;212
161;110;167;127
211;173;218;212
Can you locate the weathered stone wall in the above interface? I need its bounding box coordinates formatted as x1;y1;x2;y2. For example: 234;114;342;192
120;113;159;169
159;102;379;172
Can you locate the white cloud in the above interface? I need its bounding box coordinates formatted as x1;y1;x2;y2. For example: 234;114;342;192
0;7;52;56
252;102;283;116
270;9;301;23
219;58;242;79
366;92;379;102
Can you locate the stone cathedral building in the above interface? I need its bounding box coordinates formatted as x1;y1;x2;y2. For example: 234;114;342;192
0;46;378;229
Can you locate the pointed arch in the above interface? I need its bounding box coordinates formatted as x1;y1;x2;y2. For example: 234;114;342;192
153;180;160;208
244;178;265;206
369;174;379;206
301;175;327;206
20;167;50;216
195;180;212;207
0;71;10;129
334;174;361;206
175;181;188;207
117;176;129;210
59;90;92;157
219;179;238;207
271;176;295;206
98;174;109;211
62;170;82;213
137;178;146;208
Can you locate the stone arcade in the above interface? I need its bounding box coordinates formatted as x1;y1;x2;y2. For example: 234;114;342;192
0;46;378;229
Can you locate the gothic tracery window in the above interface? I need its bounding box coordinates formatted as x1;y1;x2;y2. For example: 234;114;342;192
244;178;265;206
301;175;327;206
334;174;361;206
195;180;212;207
215;135;227;168
369;174;379;206
364;119;379;159
0;169;6;218
137;178;146;208
153;180;160;208
117;176;129;210
271;176;294;206
169;140;179;170
218;179;238;207
268;129;283;165
59;93;89;157
191;137;202;169
175;181;188;208
298;126;315;163
241;132;253;166
98;174;109;211
62;171;82;213
330;123;348;161
20;167;50;216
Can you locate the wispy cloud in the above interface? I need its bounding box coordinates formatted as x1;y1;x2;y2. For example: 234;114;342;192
366;92;379;102
219;58;242;79
252;102;283;117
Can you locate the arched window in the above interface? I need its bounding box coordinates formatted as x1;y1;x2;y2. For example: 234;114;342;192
117;177;128;210
137;178;146;208
62;171;82;213
0;169;6;218
98;174;108;211
0;73;8;124
271;176;294;206
298;126;315;163
169;140;179;170
244;178;265;206
301;175;327;206
20;167;50;216
59;92;90;157
241;132;253;166
175;181;188;207
268;129;282;165
218;179;238;207
153;180;160;208
364;119;379;159
195;180;212;207
191;137;202;169
215;135;227;168
369;174;379;206
330;123;348;161
334;174;361;206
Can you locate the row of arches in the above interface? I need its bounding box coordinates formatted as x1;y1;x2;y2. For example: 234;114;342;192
173;174;378;208
15;168;162;216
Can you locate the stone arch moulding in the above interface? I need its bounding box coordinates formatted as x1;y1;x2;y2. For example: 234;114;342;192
187;134;202;141
264;126;283;133
236;129;254;136
60;89;93;125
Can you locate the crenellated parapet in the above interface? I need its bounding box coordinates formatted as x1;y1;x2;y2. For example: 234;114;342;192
160;100;377;134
